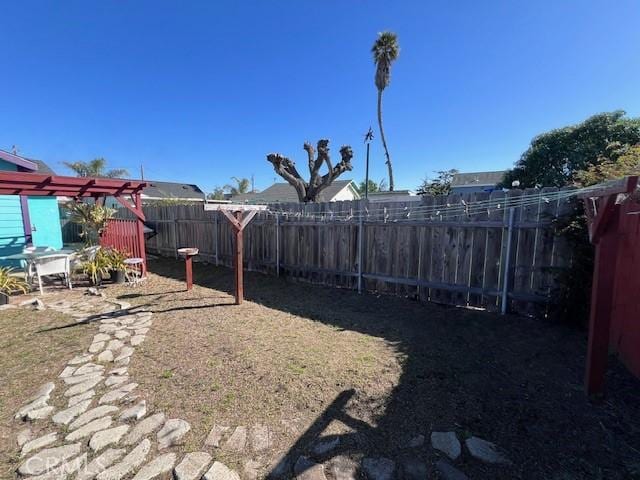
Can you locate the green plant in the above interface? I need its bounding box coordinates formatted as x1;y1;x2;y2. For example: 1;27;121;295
82;249;112;285
0;267;29;297
66;201;116;245
104;248;128;271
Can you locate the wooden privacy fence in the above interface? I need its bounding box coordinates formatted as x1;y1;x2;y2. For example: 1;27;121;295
100;219;144;259
134;188;575;315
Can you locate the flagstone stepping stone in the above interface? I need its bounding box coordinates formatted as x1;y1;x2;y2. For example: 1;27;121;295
402;458;427;480
77;448;127;480
465;437;509;464
75;362;105;374
135;328;149;335
16;428;33;447
94;333;112;342
243;460;262;480
69;389;96;407
60;366;77;378
90;341;106;353
64;372;103;385
174;452;212;480
90;425;130;452
157;418;191;449
114;347;134;362
251;424;271;452
132;452;176;480
431;431;461;460
109;366;128;376
114;330;130;339
120;400;147;422
362;457;395;480
130;335;146;346
20;432;58;456
105;375;130;387
18;442;82;476
71;405;119;429
26;382;55;403
107;339;125;351
69;354;93;365
203;461;241;480
99;383;138;404
124;413;166;445
26;405;55;420
115;357;131;366
328;455;358;480
66;416;113;441
15;396;50;419
97;438;151;480
223;426;247;452
65;376;103;396
294;456;327;480
435;460;469;480
100;325;119;334
52;399;92;425
29;453;87;480
98;350;115;362
311;436;339;456
204;424;229;448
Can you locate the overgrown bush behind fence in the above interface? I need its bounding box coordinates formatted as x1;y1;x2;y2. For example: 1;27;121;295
133;188;575;315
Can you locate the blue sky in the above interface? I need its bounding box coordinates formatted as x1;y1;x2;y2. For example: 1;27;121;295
1;1;639;193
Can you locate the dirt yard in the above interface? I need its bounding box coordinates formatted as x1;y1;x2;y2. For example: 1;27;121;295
104;257;639;479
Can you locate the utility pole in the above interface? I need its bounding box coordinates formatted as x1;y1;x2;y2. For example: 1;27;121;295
140;164;145;180
364;127;374;199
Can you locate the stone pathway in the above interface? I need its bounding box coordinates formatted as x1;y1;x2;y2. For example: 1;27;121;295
12;292;511;480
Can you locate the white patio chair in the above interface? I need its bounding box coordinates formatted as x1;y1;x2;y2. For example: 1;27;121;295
33;254;72;295
69;245;101;274
22;246;55;283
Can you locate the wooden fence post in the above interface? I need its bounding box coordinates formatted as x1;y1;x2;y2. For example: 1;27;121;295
275;214;280;277
357;212;364;294
501;207;516;315
214;214;219;266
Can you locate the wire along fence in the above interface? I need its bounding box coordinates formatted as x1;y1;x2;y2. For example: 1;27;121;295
130;188;577;315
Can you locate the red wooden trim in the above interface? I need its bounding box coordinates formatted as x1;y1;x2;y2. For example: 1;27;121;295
134;193;147;275
221;209;242;231
185;256;193;291
115;196;146;221
0;149;38;171
590;195;617;243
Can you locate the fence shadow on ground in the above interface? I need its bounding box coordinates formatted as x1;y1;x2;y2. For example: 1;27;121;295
141;258;640;480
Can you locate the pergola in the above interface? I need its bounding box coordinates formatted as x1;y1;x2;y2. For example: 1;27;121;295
0;171;148;272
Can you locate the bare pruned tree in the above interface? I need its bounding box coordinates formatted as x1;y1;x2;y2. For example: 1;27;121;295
267;139;353;203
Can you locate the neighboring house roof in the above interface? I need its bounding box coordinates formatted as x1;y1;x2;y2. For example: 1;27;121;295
141;180;205;201
450;171;506;187
0;149;56;173
232;180;359;204
367;190;422;202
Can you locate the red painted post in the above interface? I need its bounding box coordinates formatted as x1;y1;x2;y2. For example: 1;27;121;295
185;255;193;291
585;206;621;396
134;193;147;276
234;210;243;305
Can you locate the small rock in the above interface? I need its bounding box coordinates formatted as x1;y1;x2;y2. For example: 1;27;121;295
52;399;92;425
16;428;33;447
66;416;113;441
59;366;77;378
223;426;247;452
115;356;131;366
69;354;93;365
174;452;212;480
26;405;55;420
75;363;105;376
65;376;103;397
135;328;149;335
157;418;191;449
90;425;130;451
124;413;166;445
435;460;469;480
99;383;138;404
15;396;49;420
106;339;125;351
71;405;119;429
402;458;427;480
362;457;395;480
27;382;56;403
311;436;339;456
68;389;96;407
97;438;151;480
119;400;147;422
105;375;130;387
431;431;461;460
294;456;327;480
251;424;271;452
130;335;146;346
18;443;82;476
29;453;87;480
94;333;112;342
204;424;229;448
98;350;115;363
132;453;176;480
89;341;106;353
114;346;134;362
465;436;510;464
77;448;127;480
63;372;103;385
21;432;58;456
114;330;130;339
109;366;128;376
203;461;241;480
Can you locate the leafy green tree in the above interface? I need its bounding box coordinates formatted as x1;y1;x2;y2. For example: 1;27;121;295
207;186;226;200
63;158;129;178
225;177;251;196
356;179;388;196
576;143;640;186
417;169;459;195
372;31;400;191
501;111;640;188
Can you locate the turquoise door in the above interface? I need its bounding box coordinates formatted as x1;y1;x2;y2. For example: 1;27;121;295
27;197;63;249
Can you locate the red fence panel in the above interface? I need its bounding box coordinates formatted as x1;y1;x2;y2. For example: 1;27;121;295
100;219;141;259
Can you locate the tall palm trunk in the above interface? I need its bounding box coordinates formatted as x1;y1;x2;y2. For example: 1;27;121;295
377;89;394;191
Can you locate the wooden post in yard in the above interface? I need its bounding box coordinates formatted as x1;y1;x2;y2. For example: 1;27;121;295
234;210;244;305
134;193;147;276
185;255;193;291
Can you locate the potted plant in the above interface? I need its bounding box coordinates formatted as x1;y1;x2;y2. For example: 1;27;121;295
82;249;111;286
105;248;128;284
0;267;29;305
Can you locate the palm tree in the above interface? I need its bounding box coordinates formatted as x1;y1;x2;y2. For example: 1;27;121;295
372;31;400;191
225;177;251;196
63;158;129;178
